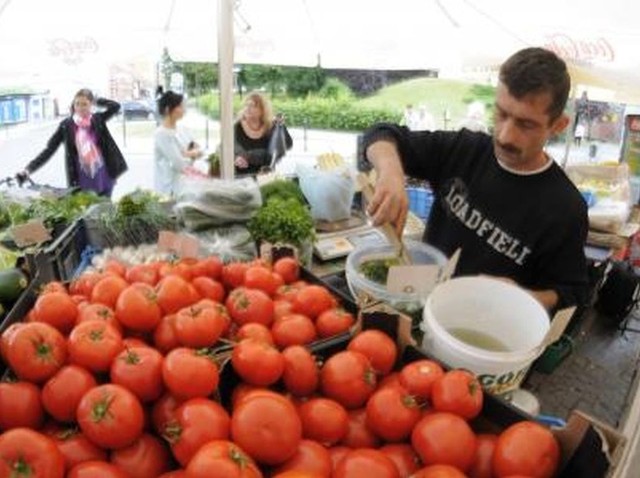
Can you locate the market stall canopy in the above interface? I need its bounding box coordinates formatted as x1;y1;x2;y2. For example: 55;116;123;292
1;0;639;102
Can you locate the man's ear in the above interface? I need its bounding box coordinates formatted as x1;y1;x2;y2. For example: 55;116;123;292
551;114;570;135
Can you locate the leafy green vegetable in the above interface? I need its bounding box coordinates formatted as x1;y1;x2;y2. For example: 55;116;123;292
247;197;315;247
259;179;307;205
359;257;401;284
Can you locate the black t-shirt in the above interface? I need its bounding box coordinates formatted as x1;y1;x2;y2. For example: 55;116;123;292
363;124;589;309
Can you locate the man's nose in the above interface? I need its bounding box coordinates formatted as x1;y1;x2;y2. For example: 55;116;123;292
497;119;518;145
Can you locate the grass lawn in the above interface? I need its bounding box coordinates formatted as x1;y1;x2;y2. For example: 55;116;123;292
358;77;495;128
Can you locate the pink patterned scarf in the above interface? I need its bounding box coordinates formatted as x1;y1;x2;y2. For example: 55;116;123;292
73;114;104;178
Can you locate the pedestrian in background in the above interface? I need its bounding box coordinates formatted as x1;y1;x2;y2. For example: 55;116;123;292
234;91;292;175
18;88;128;197
154;90;203;196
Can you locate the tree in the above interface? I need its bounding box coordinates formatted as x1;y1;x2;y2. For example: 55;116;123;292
159;48;174;90
175;62;218;96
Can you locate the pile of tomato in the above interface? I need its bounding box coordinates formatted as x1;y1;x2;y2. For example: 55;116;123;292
0;255;561;478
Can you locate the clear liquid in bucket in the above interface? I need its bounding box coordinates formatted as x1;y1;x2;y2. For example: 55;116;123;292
447;327;511;352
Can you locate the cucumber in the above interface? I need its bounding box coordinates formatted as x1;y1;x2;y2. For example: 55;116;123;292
0;268;29;303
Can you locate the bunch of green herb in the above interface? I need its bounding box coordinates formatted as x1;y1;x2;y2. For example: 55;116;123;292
359;257;401;284
247;197;315;247
259;179;307;205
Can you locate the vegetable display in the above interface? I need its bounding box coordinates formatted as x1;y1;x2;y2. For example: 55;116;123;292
359;257;401;284
0;255;562;477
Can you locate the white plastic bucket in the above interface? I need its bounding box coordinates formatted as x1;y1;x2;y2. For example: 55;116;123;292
420;276;550;395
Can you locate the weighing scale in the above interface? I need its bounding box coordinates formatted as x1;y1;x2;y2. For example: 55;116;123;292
313;211;426;261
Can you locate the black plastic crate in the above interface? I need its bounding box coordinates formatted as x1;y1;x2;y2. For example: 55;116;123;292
38;219;90;282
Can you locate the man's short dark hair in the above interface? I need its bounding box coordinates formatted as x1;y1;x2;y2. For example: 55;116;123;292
499;47;571;122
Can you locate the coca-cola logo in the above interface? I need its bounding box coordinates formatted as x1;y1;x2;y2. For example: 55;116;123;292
544;33;615;63
48;37;99;66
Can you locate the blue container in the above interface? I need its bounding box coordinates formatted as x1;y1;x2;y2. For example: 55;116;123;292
406;187;434;221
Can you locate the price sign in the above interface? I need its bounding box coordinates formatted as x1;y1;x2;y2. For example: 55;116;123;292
11;220;51;247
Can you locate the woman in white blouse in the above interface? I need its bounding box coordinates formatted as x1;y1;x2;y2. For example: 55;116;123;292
154;91;203;196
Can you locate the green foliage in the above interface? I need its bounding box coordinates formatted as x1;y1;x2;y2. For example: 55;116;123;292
160;48;174;90
318;78;353;100
247;197;315;247
259;179;306;205
175;62;218;96
238;65;327;98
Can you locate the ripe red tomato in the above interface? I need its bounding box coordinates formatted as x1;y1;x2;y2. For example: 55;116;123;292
43;425;107;472
232;338;284;386
380;444;421;477
469;433;498;478
191;256;223;280
186;440;262;478
273;257;300;284
333;449;399;478
151;393;182;435
77;303;122;333
244;265;280;295
281;345;319;397
69;272;105;298
159;261;193;281
76;384;145;449
0;428;65;478
275;284;304;303
174;303;226;348
104;259;127;278
232;393;302;466
347;329;398;375
0;381;43;430
321;350;377;409
67;461;130;478
272;313;318;348
67;321;123;373
412;464;468;478
165;398;231;467
366;386;422;442
411;412;477;473
222;262;250;290
192;276;225;302
293;285;337;319
110;346;164;403
399;360;445;401
125;264;159;286
328;446;351;472
153;314;180;354
158;472;190;478
115;283;162;332
32;291;78;334
493;421;560;478
226;287;275;327
431;369;483;420
90;275;128;308
6;321;67;383
340;408;381;449
378;372;404;392
298;398;349;446
316;308;355;338
42;365;97;423
162;347;219;399
273;439;332;478
156;275;198;314
0;322;23;362
110;433;172;478
236;322;274;344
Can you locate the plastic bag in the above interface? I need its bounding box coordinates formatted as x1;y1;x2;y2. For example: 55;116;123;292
296;163;355;222
566;163;632;233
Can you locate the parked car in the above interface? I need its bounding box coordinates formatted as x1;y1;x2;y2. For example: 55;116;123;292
121;100;156;121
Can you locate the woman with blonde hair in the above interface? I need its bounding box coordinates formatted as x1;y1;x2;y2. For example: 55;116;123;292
234;91;292;175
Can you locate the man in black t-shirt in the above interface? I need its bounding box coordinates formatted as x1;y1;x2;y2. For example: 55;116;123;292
363;48;588;311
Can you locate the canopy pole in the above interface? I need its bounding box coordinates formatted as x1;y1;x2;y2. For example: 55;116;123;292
218;0;234;179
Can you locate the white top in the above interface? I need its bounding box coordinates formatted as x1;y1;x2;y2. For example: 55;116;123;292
154;125;194;196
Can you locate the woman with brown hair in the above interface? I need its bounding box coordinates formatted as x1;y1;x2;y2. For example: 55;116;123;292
234;91;292;175
19;88;128;197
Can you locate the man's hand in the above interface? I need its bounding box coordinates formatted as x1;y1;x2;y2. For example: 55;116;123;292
365;140;409;235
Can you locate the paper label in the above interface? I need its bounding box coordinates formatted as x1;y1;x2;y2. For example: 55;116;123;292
11;220;51;247
256;172;278;187
386;265;440;298
439;248;461;283
543;307;576;347
157;230;200;258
